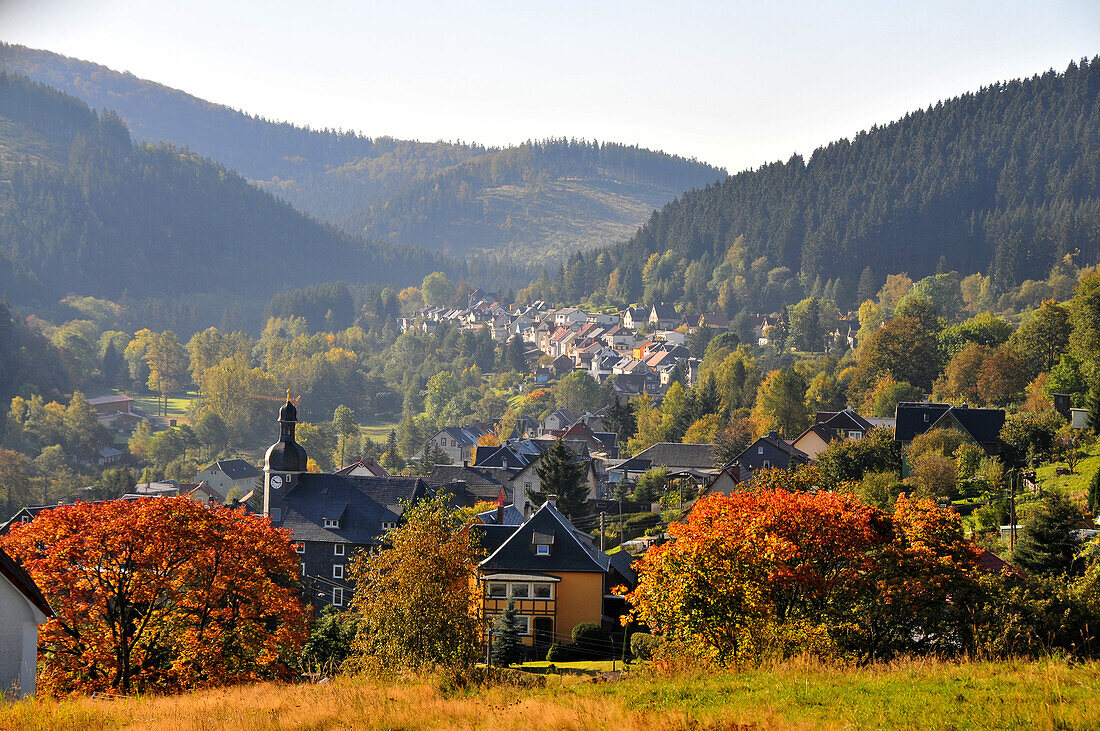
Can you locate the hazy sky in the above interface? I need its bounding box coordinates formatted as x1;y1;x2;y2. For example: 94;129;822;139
2;0;1098;172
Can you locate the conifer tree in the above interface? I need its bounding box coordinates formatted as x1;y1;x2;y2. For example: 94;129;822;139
1012;492;1083;575
1089;469;1100;517
530;438;589;518
490;598;526;667
1088;382;1100;436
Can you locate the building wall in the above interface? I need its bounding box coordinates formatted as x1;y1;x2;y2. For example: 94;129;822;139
481;571;605;646
0;577;44;698
792;431;830;459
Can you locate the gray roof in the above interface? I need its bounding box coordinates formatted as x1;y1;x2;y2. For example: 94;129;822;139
425;465;513;502
205;459;261;480
480;501;611;574
278;474;429;545
616;442;716;473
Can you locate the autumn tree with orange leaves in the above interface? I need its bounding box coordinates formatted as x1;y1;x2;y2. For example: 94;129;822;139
0;497;309;695
623;488;982;665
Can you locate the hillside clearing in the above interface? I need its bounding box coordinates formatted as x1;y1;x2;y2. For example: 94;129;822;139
2;659;1097;730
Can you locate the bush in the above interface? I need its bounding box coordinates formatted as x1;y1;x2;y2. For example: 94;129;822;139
570;622;612;659
545;643;562;662
630;632;661;660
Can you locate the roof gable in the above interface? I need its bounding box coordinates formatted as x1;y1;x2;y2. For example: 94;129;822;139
0;545;53;618
480;502;610;573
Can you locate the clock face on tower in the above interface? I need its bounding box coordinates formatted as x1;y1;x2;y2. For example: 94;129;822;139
270;474;283;489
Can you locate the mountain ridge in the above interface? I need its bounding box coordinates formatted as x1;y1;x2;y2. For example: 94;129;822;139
0;43;725;261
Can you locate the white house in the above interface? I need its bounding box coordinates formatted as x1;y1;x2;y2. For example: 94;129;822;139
0;548;51;698
193;459;262;502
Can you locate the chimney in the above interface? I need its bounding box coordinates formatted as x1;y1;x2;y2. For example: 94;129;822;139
463;459;468;468
547;494;558;509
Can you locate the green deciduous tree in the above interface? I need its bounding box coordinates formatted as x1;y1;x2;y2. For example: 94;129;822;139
347;491;483;671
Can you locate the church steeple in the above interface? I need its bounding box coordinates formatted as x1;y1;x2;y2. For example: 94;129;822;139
263;392;308;519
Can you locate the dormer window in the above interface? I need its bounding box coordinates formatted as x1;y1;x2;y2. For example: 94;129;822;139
381;522;397;531
324;518;340;529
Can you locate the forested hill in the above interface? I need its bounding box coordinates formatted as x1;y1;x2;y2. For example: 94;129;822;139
534;57;1100;313
0;73;451;306
0;44;726;260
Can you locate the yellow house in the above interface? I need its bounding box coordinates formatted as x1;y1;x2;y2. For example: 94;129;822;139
477;500;634;654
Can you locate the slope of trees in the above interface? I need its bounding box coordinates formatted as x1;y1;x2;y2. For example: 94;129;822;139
527;57;1100;312
0;44;725;261
0;73;476;309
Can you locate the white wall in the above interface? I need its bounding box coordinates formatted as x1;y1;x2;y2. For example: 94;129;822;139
0;577;46;698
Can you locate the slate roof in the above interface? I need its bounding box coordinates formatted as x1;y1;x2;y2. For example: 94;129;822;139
894;403;1005;446
277;474;429;545
650;304;679;321
425;464;513;502
0;546;52;618
816;408;875;432
204;459;261;480
476;504;525;526
616;442;717;473
438;425;490;446
480;501;611;574
736;432;811;463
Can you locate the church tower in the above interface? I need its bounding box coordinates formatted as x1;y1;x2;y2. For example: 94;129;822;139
263;391;307;519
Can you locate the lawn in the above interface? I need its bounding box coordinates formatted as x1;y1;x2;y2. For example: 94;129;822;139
360;422;399;442
125;389;198;424
2;659;1098;730
1032;448;1100;499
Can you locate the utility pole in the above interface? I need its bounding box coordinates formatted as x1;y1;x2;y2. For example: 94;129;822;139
1009;469;1018;551
618;498;623;548
599;512;606;552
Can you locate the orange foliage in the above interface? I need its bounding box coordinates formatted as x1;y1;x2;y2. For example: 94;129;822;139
624;488;981;664
1;497;309;695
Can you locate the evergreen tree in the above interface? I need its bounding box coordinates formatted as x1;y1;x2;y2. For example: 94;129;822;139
1087;382;1100;437
490;598;526;667
606;393;636;442
386;428;400;457
1089;469;1100;517
1013;492;1083;576
530;438;589;518
506;335;527;373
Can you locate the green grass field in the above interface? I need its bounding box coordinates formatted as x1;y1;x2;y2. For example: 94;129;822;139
124;389;199;423
360;423;399;442
1;659;1096;730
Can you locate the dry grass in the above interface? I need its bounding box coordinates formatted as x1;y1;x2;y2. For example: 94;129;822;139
2;658;1098;730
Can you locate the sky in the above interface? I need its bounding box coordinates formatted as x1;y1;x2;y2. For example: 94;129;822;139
2;0;1098;172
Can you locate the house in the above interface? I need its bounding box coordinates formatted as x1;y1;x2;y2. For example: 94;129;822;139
621;307;646;330
540;408;577;435
510;450;601;517
649;304;680;330
88;394;146;435
185;481;225;505
194;459;262;503
334;457;389;477
97;446;124;466
696;312;730;330
894;403;1005;475
791;408;876;460
0;546;52;698
424;464;515;505
613;442;718;483
477;498;634;655
415;426;491;465
733;432;810;479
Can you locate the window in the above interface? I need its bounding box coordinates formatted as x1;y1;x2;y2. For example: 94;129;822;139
270;507;282;522
758;446;764;455
294;543;305;554
332;588;344;606
440;437;446;445
324;519;340;529
515;615;531;635
488;582;507;598
451;440;457;447
511;583;529;598
533;583;552;599
334;543;345;556
333;565;344;579
381;522;397;531
536;544;551;556
924;413;930;422
300;562;305;577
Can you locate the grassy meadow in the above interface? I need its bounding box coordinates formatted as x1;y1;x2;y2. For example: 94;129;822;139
2;658;1098;730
